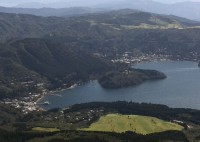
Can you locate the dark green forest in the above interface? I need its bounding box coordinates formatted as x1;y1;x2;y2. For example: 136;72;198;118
1;101;199;142
98;69;166;89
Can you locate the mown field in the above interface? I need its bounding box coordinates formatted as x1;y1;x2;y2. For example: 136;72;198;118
32;127;60;132
81;114;183;134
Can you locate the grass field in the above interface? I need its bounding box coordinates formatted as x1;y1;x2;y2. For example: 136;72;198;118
81;114;183;134
32;127;60;132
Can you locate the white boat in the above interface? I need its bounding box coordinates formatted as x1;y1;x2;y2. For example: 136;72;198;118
42;101;50;105
68;84;78;89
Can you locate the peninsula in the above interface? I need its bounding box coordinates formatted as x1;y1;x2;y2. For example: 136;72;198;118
98;69;167;89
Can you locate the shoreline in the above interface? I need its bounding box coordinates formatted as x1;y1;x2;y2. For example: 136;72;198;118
35;83;79;111
36;59;167;110
130;59;200;71
3;58;199;113
35;59;200;111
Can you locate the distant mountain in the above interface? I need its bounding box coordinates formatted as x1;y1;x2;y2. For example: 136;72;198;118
7;0;200;21
0;6;108;17
95;0;200;21
81;9;200;27
0;10;199;42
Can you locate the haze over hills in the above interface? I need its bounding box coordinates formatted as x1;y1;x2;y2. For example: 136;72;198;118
0;9;199;42
0;6;108;17
0;0;199;20
16;0;115;8
100;0;200;21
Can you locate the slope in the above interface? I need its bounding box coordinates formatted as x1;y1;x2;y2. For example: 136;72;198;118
0;10;200;42
81;114;183;134
0;38;112;98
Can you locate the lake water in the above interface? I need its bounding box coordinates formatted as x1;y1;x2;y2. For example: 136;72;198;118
39;61;200;110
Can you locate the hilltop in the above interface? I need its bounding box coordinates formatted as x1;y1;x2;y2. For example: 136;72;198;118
0;10;200;42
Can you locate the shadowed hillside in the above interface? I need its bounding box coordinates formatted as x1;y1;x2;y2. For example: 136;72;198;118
0;38;113;98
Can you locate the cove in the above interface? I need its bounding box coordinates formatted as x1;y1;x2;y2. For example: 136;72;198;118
39;61;200;110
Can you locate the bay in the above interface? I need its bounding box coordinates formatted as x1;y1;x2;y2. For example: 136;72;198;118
39;61;200;110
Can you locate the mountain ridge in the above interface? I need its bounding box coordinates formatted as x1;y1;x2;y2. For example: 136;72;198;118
0;9;199;42
0;6;108;17
0;0;199;20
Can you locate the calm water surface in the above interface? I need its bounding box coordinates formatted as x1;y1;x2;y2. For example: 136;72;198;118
40;61;200;110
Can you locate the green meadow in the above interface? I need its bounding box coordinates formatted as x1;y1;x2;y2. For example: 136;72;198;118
81;114;183;134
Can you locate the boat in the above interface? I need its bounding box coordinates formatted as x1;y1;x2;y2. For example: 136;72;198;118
68;84;78;89
42;101;50;105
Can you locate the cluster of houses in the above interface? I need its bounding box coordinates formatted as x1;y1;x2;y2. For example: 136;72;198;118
64;108;105;124
3;93;45;114
111;53;171;65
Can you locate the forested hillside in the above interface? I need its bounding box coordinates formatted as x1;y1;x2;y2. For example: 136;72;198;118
1;10;200;98
0;38;113;98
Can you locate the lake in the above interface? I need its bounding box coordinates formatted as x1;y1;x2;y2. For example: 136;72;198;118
39;61;200;110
